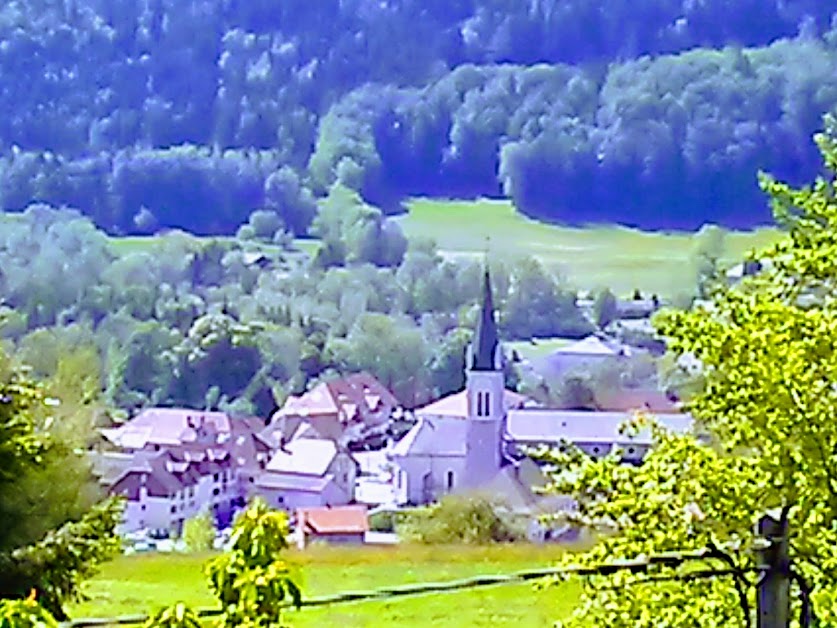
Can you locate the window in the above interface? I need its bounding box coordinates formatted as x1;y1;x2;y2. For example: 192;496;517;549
170;505;176;514
213;488;220;496
476;391;486;417
446;470;455;491
213;473;220;482
484;392;490;415
141;504;146;511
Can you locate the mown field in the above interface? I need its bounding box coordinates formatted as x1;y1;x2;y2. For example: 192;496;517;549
102;196;782;299
396;198;782;298
69;544;580;627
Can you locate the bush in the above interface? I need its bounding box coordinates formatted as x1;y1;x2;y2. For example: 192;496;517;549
400;495;525;545
143;603;202;628
182;511;215;553
368;510;402;533
0;596;59;627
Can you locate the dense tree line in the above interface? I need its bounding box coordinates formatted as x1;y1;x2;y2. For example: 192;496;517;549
0;201;593;416
0;1;835;232
315;36;837;228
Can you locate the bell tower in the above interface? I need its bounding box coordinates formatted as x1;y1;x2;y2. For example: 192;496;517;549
464;266;505;487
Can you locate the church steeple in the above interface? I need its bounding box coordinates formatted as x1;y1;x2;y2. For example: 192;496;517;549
471;266;499;371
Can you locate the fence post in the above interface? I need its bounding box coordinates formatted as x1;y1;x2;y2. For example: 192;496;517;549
757;509;791;628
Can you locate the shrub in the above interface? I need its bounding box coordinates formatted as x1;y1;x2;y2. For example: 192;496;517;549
400;495;525;545
143;602;202;628
205;498;301;627
0;595;59;628
182;511;215;553
368;509;402;533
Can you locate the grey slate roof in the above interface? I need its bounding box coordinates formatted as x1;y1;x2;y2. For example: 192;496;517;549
255;472;334;492
389;417;467;458
505;409;692;446
471;268;499;371
266;438;339;475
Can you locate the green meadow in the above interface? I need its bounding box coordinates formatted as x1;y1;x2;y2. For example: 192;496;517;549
396;198;782;298
102;196;782;298
70;544;580;627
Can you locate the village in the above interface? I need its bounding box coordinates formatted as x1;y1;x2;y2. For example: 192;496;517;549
90;268;697;551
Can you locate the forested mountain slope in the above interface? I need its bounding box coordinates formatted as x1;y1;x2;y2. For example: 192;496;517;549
0;1;835;231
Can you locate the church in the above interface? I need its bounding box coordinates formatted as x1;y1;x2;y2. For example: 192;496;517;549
387;267;692;506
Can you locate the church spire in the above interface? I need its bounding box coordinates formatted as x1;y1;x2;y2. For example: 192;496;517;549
471;265;499;371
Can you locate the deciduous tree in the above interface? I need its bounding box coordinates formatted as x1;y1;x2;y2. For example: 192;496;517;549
544;120;837;625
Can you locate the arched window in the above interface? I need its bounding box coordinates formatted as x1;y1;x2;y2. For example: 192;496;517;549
484;392;491;416
446;470;455;491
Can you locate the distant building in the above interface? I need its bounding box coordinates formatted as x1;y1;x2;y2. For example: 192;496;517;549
93;412;272;534
262;372;400;449
294;505;369;549
388;268;511;504
536;335;631;379
254;438;358;511
387;268;694;507
505;409;692;464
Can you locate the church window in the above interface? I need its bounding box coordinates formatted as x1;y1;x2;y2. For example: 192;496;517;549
484;392;491;415
446;470;455;491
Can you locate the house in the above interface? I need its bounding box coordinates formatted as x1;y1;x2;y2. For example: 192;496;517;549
93;410;273;534
104;444;247;534
536;335;630;380
262;372;399;449
294;505;369;549
254;438;358;512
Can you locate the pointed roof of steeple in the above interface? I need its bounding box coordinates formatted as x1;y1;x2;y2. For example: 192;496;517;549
471;266;499;371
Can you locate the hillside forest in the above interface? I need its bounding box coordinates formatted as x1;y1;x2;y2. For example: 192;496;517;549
0;0;836;234
0;193;604;418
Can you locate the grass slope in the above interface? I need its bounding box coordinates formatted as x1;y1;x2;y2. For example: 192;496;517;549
70;544;579;627
396;198;782;297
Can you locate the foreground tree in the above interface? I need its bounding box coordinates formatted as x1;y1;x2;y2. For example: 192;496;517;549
205;498;301;627
0;365;121;618
545;119;837;626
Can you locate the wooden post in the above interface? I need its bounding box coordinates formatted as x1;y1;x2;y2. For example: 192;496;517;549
757;509;791;628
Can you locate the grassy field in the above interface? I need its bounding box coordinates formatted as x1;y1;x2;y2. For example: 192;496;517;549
69;544;580;627
395;198;782;297
103;196;783;298
506;338;575;361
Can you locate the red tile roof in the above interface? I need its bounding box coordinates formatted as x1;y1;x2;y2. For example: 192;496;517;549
273;372;399;424
297;505;369;535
